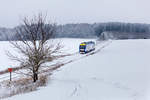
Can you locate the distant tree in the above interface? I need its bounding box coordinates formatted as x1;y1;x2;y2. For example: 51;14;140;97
94;22;150;39
7;13;62;82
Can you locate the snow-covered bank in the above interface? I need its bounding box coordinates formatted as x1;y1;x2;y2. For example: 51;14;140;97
4;39;150;100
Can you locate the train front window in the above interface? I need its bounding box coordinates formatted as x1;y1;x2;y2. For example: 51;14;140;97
80;45;85;49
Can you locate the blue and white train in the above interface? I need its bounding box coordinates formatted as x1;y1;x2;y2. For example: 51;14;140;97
79;41;95;54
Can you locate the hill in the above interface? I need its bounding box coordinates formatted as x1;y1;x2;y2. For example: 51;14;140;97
4;39;150;100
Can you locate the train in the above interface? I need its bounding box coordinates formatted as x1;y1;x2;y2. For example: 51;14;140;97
79;41;95;54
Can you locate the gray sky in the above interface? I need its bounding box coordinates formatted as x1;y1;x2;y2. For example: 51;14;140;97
0;0;150;28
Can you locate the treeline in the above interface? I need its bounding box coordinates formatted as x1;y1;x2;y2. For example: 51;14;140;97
0;22;150;41
0;27;15;41
56;23;96;38
94;22;150;37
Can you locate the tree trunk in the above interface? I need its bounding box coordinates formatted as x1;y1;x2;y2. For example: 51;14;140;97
33;72;38;82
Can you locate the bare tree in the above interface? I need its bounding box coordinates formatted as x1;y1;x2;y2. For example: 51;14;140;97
8;14;62;82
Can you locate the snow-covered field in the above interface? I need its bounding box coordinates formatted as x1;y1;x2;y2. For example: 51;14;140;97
2;39;150;100
0;38;94;71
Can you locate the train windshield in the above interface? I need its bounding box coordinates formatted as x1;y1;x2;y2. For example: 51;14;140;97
79;45;86;49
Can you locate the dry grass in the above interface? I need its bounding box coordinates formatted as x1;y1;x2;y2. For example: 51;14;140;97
0;75;48;99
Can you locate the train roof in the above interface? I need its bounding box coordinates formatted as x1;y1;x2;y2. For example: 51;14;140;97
80;41;95;45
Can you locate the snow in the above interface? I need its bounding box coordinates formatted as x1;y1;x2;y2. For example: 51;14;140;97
3;39;150;100
0;41;18;70
0;38;94;71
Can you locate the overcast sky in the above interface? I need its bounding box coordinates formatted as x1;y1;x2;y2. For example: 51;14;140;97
0;0;150;28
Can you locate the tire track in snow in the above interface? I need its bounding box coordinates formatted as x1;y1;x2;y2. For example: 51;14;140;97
70;84;82;97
